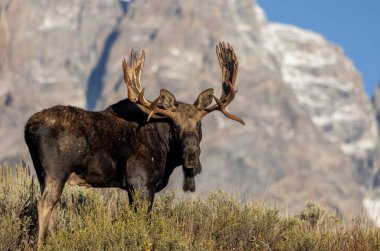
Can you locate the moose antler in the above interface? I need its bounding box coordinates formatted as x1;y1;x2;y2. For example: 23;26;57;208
122;50;176;121
203;42;245;125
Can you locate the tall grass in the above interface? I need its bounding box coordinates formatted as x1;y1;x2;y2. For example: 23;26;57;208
1;162;380;250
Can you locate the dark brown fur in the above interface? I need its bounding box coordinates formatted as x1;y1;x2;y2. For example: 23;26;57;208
25;97;208;244
25;42;243;245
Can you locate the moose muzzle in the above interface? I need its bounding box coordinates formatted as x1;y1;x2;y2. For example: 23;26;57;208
182;136;201;170
180;135;201;192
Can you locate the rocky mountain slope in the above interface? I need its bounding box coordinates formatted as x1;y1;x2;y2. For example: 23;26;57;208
0;0;378;217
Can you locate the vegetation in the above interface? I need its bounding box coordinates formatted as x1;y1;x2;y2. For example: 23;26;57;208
1;163;379;250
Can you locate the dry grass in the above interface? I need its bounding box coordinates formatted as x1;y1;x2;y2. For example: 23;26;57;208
1;162;380;250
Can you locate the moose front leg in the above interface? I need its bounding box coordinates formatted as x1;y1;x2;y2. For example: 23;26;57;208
127;187;155;212
126;154;159;212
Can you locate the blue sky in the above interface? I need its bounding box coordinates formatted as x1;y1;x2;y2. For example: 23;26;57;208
257;0;380;97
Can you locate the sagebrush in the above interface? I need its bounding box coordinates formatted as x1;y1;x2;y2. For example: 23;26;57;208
1;163;379;250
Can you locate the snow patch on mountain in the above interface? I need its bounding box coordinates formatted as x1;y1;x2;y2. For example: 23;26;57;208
262;23;378;160
363;197;380;227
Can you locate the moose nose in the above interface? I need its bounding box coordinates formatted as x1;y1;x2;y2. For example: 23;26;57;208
188;153;196;161
187;154;197;166
184;150;200;168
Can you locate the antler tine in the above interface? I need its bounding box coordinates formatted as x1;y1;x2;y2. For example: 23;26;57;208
122;58;128;84
136;50;145;86
230;45;238;86
123;57;136;102
130;49;134;69
213;95;245;125
123;49;176;122
216;44;224;70
203;42;245;125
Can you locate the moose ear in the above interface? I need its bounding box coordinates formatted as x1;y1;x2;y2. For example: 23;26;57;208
194;88;214;110
160;89;177;110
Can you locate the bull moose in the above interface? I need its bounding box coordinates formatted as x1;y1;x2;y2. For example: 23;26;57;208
24;42;244;244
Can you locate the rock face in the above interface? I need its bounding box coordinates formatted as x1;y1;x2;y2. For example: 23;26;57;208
0;0;123;161
0;0;378;216
263;24;379;188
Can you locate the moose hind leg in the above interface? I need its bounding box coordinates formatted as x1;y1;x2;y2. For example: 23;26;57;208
37;178;65;245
